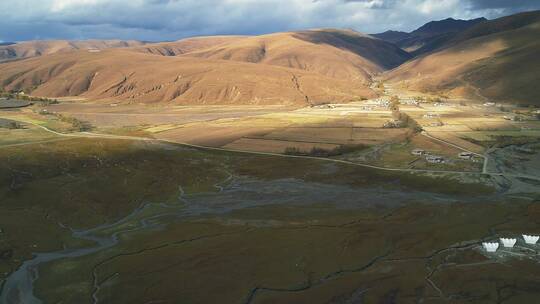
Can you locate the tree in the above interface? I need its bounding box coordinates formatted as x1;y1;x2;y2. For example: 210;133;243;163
390;96;400;110
390;95;401;120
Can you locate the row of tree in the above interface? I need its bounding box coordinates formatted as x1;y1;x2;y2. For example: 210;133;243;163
0;89;59;105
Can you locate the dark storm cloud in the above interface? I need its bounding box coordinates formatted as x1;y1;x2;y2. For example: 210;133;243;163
0;0;538;42
468;0;539;9
464;0;540;18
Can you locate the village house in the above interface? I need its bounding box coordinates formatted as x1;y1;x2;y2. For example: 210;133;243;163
458;152;474;160
426;155;445;164
411;149;426;156
423;113;440;119
400;98;419;106
503;115;523;121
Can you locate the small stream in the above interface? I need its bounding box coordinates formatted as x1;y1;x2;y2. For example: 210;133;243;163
0;176;506;303
0;202;167;304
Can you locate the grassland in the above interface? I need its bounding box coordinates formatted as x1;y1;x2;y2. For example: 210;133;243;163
0;128;501;297
5;93;537;178
0;138;231;289
32;201;540;304
33;96;539;176
1;89;540;303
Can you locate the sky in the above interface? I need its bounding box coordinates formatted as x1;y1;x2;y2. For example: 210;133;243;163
0;0;539;42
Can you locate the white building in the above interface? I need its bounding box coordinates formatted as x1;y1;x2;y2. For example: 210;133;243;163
483;242;499;253
523;235;539;245
500;238;517;248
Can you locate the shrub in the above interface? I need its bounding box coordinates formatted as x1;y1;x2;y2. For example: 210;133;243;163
284;144;368;157
284;147;304;155
55;113;93;131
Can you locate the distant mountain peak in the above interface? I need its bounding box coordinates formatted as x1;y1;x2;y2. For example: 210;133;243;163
370;30;411;43
372;16;489;55
412;17;488;36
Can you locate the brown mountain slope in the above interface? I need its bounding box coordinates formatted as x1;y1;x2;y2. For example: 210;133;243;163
385;11;540;105
132;36;246;56
0;49;376;105
0;40;146;62
182;29;411;82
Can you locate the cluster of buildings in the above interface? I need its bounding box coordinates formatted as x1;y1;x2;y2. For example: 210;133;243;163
503;114;525;121
383;119;405;128
426;155;445;163
423;113;440;119
399;97;420;106
421;113;444;127
483;235;539;253
411;149;445;163
432;102;447;107
313;104;333;109
427;121;444;127
371;97;393;108
411;150;479;164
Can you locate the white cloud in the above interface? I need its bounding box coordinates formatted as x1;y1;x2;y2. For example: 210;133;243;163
50;0;103;12
416;0;459;14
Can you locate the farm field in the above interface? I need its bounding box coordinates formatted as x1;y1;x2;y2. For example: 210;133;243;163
45;103;293;127
5;91;538;175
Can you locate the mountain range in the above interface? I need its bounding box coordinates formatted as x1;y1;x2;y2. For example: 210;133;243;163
0;10;538;105
0;30;409;105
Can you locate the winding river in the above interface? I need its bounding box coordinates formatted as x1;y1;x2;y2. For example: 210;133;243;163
0;176;508;303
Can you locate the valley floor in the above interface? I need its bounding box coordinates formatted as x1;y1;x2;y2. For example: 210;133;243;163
1;87;539;303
